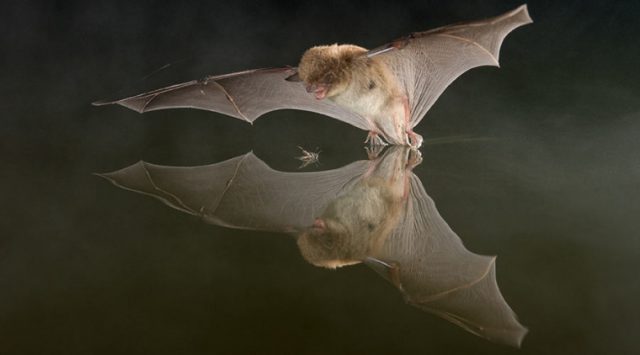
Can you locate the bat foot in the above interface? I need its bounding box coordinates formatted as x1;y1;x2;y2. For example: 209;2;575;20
406;130;423;148
364;131;388;147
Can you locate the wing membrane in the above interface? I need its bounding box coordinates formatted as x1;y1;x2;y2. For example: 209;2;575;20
94;68;370;130
370;5;532;126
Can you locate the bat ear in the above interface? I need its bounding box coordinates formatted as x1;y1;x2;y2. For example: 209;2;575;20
285;71;302;82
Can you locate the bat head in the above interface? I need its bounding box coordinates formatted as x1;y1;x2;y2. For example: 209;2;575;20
297;44;367;100
296;217;362;269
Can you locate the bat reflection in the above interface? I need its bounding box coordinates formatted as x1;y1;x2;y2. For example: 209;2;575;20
98;147;527;347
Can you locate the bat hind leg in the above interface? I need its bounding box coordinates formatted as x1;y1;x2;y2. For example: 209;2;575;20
364;131;388;147
400;96;422;148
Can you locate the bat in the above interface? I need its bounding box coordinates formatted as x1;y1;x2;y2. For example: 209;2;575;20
97;147;528;346
93;5;532;148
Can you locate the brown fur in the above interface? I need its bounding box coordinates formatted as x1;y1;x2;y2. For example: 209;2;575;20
297;44;399;99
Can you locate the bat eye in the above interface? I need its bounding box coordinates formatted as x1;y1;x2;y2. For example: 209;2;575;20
324;73;335;83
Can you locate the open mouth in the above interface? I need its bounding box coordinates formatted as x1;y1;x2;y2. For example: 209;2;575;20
306;84;329;100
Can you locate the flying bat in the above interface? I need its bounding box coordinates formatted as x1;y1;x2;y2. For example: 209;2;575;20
97;147;528;346
93;5;532;148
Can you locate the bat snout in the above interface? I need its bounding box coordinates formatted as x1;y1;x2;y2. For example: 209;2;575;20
306;83;329;100
312;218;326;230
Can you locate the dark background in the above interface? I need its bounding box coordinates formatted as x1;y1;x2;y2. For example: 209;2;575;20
1;0;639;354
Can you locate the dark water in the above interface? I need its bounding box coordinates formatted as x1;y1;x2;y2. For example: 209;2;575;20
2;1;639;354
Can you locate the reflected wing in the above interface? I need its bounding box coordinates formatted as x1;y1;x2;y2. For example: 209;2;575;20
93;68;370;130
368;5;532;127
97;152;370;232
366;174;527;347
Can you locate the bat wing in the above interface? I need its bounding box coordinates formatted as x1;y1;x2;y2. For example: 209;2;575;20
366;174;527;347
93;68;370;130
368;4;532;127
97;152;370;233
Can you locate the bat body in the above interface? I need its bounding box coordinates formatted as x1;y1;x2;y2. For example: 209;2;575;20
94;5;532;148
296;44;412;146
98;147;527;346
